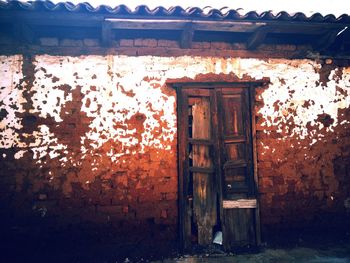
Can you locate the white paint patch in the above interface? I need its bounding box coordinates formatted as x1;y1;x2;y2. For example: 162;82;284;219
14;150;26;159
32;58;75;122
1;55;349;167
24;124;67;162
236;59;350;140
0;55;25;148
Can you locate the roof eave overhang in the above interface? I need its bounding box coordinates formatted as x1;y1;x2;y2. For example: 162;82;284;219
0;9;350;54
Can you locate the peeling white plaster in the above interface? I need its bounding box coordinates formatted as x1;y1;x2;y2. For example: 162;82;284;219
236;59;350;140
0;55;349;166
0;55;25;148
14;150;26;159
23;124;67;162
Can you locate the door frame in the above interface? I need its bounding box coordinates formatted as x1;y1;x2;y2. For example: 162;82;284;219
169;79;268;251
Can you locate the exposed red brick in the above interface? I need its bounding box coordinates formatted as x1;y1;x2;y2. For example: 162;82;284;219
60;39;83;47
160;209;167;218
40;37;59;46
192;42;211;49
134;38;157;47
119;39;134;47
210;42;232;50
83;38;100;47
275;44;297;51
157;40;179;48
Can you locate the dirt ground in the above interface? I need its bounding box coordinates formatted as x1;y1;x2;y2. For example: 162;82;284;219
157;244;350;263
154;229;350;263
1;227;350;262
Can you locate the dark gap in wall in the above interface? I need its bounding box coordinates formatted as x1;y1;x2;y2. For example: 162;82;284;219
114;29;182;40
0;23;13;41
0;23;12;35
193;31;249;43
33;25;100;39
265;33;318;45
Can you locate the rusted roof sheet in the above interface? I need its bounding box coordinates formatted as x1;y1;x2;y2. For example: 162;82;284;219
0;0;349;24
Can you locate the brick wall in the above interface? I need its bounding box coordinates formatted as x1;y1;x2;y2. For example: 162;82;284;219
0;35;309;58
0;39;349;246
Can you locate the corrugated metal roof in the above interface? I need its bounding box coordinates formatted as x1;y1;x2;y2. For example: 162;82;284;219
1;0;349;24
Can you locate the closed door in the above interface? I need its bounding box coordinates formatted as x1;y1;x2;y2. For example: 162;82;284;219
177;86;259;250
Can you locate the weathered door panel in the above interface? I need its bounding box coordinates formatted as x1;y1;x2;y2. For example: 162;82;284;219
223;208;256;247
192;172;216;245
218;88;257;250
178;86;258;251
191;97;216;245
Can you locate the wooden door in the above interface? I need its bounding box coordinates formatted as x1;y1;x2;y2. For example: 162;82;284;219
177;86;259;251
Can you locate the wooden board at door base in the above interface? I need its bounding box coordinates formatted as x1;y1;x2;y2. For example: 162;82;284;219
223;208;256;249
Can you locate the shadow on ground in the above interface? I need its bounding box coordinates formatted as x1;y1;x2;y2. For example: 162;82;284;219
1;227;349;262
158;229;350;263
159;245;350;263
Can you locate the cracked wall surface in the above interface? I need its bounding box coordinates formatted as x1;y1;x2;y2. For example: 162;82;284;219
0;53;349;240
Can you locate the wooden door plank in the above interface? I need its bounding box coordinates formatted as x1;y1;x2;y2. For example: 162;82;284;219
243;89;255;197
177;89;192;250
219;87;258;250
224;208;256;249
212;89;224;244
192;98;216;246
223;136;246;143
189;167;214;173
193;173;217;245
216;88;228;248
188;138;214;145
223;199;257;209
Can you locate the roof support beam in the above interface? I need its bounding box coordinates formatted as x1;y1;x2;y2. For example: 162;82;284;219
247;26;270;50
101;20;112;47
105;18;265;33
1;12;348;33
316;27;349;51
13;23;34;44
313;29;342;51
180;23;194;49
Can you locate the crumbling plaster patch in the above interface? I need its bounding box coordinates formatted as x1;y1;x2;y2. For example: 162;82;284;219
2;55;350;156
0;55;349;198
0;55;25;148
238;59;350;140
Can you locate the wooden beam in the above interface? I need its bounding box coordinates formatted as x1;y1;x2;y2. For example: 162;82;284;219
306;51;350;60
101;21;112;47
0;12;103;27
180;23;194;49
107;18;190;30
313;29;343;51
223;199;257;209
247;26;269;50
105;18;347;35
105;18;266;32
195;21;265;32
13;23;35;44
1;11;348;34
